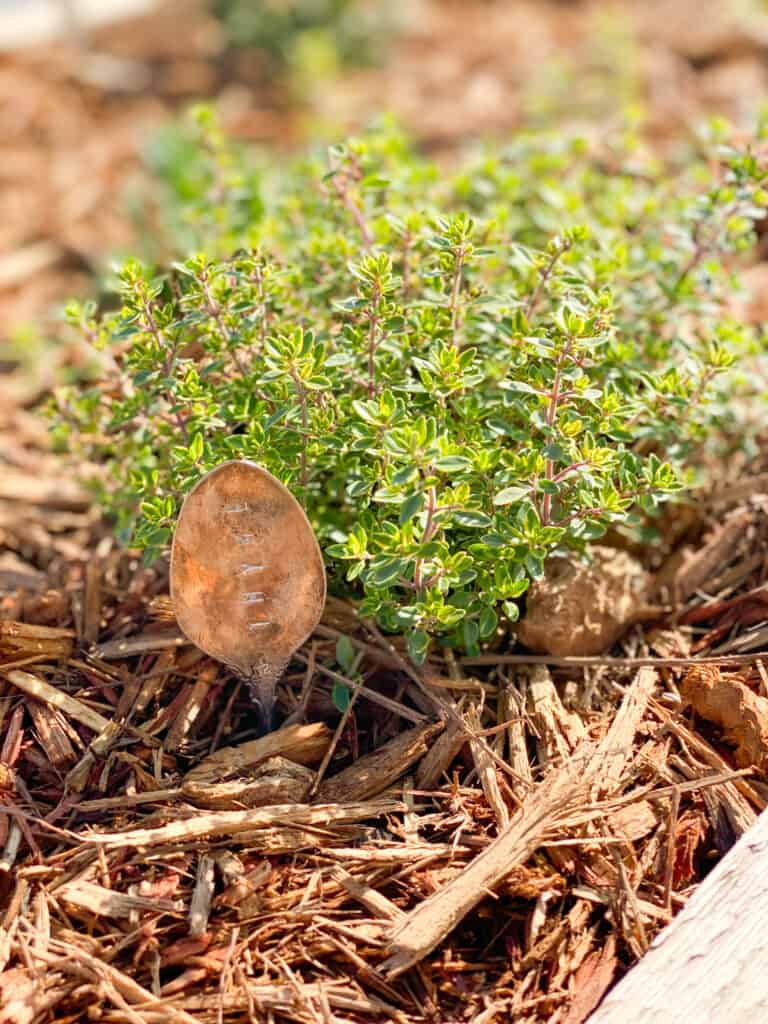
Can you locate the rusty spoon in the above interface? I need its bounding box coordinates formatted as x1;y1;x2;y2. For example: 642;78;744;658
170;460;326;730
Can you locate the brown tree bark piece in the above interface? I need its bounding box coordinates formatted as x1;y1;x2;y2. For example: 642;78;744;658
26;702;77;767
588;805;768;1024
658;508;752;605
415;716;466;790
58;880;182;920
183;756;314;810
680;665;768;770
183;721;332;793
525;663;587;770
316;722;443;803
0;621;74;662
466;703;510;828
86;799;402;848
4;669;109;733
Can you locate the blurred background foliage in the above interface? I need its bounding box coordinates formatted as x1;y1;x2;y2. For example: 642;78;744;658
5;0;768;352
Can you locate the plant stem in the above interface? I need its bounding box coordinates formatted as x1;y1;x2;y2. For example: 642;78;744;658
524;239;571;322
401;231;413;299
333;175;373;250
289;368;309;487
201;275;248;376
414;486;438;594
141;299;189;441
449;249;465;346
367;284;381;396
541;339;571;525
251;261;270;349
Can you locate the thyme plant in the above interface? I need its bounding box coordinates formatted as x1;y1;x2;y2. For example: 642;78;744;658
54;112;767;661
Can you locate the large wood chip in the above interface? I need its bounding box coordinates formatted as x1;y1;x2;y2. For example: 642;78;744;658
183;721;331;793
4;670;110;734
466;703;510;828
26;702;77;767
189;854;215;937
0;621;74;662
86;799;403;848
525;664;587;768
91;630;188;660
659;508;753;605
316;722;443;803
331;867;406;922
680;664;768;770
415;717;466;790
0;469;88;511
584;667;657;794
58;880;183;920
184;756;314;810
502;678;533;795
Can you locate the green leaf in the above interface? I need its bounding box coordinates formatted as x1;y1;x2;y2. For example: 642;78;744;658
399;491;424;525
502;600;521;623
479;606;498;639
493;486;529;506
461;619;480;656
335;635;356;674
189;433;204;461
368;557;409;587
453;510;492;528
435;455;473;472
407;630;430;664
331;680;352;713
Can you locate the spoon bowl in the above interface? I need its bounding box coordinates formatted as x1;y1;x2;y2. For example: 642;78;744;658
170;460;326;728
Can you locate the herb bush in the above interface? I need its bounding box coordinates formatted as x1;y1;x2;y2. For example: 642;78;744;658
54;111;767;662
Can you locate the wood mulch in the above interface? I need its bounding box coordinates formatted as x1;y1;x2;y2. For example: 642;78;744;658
2;375;768;1022
3;1;768;1020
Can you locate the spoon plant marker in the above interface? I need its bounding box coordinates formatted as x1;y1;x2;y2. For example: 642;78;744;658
170;460;326;729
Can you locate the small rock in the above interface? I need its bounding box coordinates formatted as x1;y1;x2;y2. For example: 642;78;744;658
518;546;649;657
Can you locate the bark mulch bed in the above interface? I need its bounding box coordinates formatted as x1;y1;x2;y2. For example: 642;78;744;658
2;384;768;1023
4;1;768;1020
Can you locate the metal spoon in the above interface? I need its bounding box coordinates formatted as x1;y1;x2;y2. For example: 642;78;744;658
170;460;326;730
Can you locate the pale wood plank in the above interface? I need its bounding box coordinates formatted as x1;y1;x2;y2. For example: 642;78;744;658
589;805;768;1023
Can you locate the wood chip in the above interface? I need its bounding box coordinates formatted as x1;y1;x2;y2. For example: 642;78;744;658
316;722;443;803
4;670;110;734
26;701;77;767
59;880;183;920
466;703;510;829
525;664;587;769
183;756;314;810
415;717;466;790
86;799;403;848
189;854;215;937
0;621;74;662
183;722;332;793
680;664;768;770
331;867;406;922
665;508;753;605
